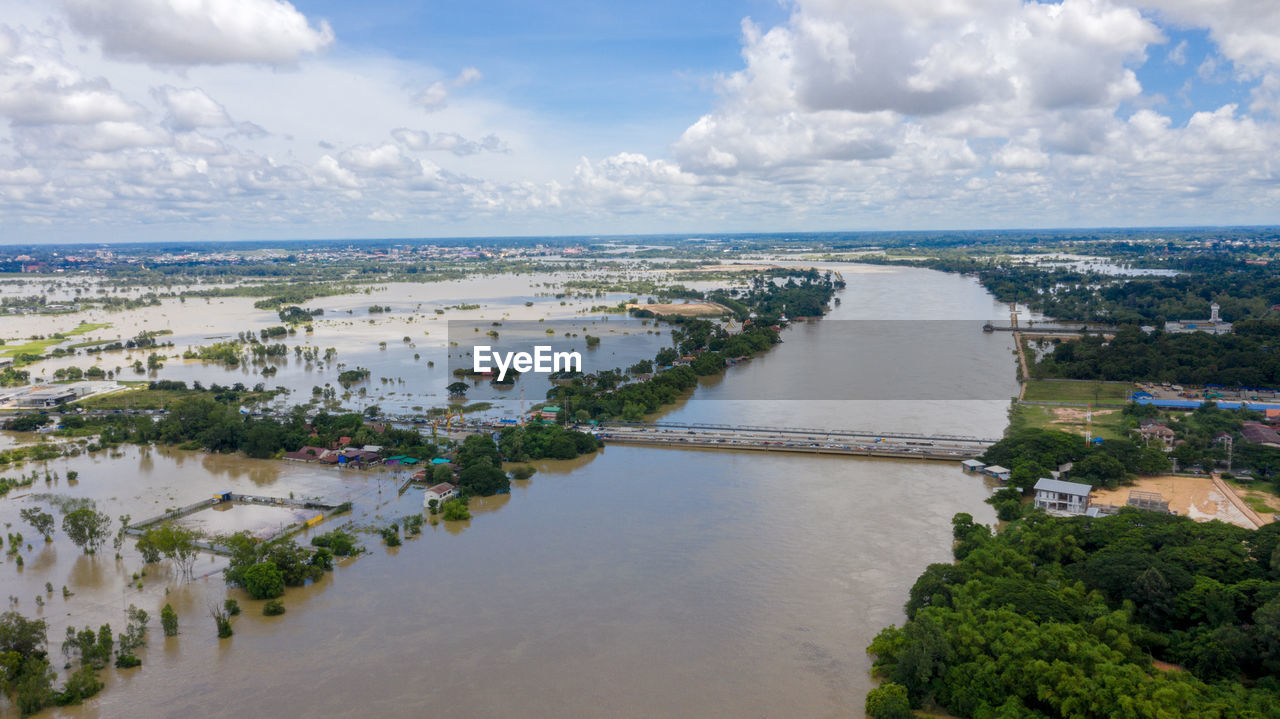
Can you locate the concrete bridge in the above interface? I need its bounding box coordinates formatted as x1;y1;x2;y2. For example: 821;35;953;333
983;323;1116;335
487;421;997;461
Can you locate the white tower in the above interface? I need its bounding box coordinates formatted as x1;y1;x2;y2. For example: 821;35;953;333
1210;302;1220;323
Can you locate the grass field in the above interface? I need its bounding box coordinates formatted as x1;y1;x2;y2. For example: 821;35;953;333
1009;403;1129;440
71;385;185;411
0;322;111;360
1225;478;1280;520
1022;379;1133;403
72;385;280;411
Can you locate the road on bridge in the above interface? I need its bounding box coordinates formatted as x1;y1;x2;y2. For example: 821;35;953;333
573;423;993;461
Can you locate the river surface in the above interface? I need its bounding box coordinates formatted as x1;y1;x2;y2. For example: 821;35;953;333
1;263;1013;718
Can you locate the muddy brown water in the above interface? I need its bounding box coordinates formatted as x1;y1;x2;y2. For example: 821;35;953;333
1;264;1013;718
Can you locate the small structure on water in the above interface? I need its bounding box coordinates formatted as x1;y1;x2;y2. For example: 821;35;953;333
981;465;1011;482
423;482;458;507
961;459;986;473
284;445;328;462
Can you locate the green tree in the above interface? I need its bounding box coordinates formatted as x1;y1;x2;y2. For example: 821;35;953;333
242;562;285;600
866;682;915;719
117;605;148;662
432;463;454;483
18;509;54;542
210;606;233;639
160;604;179;637
456;460;509;496
1071;452;1126;489
0;611;47;659
61;509;111;554
441;497;472;521
140;522;200;580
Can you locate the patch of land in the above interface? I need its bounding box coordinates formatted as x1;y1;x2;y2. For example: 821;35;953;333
1022;379;1133;403
687;263;781;272
684;263;841;274
1009;403;1127;440
625;301;728;316
1091;475;1260;529
0;322;111;360
1224;479;1280;523
73;384;279;411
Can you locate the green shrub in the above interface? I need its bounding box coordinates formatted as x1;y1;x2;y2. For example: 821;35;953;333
242;562;285;600
865;682;913;719
161;603;179;636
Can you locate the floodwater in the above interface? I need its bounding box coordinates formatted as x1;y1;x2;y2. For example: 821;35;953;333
10;272;682;415
0;263;1012;718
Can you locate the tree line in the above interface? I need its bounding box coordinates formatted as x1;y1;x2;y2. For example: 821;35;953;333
866;510;1280;718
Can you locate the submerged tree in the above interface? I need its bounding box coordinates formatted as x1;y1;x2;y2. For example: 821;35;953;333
61;509;111;554
160;604;179;638
208;603;233;639
138;523;200;580
18;508;55;542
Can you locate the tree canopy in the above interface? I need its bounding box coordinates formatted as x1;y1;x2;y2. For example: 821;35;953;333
869;510;1280;718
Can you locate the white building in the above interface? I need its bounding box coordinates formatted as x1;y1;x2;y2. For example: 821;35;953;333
423;482;458;507
1164;302;1232;335
1033;478;1092;515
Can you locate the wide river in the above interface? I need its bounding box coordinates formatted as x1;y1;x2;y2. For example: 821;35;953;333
2;263;1014;718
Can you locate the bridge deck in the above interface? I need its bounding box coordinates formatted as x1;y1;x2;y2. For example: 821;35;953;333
585;422;993;461
598;434;983;460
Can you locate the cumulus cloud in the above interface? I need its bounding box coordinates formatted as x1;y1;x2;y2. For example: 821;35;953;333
339;143;419;176
413;67;482;111
152;86;231;130
62;0;334;66
674;0;1163;178
0;166;43;185
312;155;360;188
4;0;1280;237
0;25;140;125
391;127;508;156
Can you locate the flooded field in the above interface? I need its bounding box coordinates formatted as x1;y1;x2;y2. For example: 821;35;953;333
175;503;322;540
7;271;698;416
1;263;1015;718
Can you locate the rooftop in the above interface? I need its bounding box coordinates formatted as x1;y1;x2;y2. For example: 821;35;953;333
1034;477;1092;497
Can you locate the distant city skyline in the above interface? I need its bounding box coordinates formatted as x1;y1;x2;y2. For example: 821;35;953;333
1;0;1279;243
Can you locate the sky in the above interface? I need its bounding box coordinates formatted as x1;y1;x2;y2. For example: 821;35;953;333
1;0;1279;243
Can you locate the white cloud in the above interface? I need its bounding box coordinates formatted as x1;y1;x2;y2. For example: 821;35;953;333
61;0;334;66
339;143;418;176
312;155;360;188
0;166;43;184
413;67;482;112
391;127;508;156
152;86;232;129
47;121;170;152
0;25;140;125
3;0;1280;238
